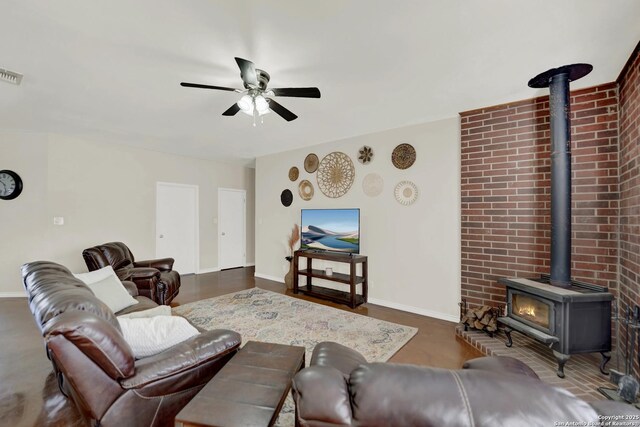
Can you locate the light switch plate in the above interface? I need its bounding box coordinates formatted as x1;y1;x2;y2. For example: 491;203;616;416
53;216;64;226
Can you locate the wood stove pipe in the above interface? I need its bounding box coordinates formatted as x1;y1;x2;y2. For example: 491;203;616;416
528;64;592;288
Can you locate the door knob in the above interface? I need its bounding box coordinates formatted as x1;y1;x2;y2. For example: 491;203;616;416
221;232;226;236
159;234;164;238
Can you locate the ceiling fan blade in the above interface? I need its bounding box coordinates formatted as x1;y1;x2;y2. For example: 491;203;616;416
222;103;241;116
271;87;321;98
180;82;239;92
267;99;298;121
235;57;259;87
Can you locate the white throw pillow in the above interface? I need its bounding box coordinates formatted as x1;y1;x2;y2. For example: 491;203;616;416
74;265;118;285
117;316;200;358
85;274;139;313
117;305;172;319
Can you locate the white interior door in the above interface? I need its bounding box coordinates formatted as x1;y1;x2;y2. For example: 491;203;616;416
156;183;198;275
218;188;246;270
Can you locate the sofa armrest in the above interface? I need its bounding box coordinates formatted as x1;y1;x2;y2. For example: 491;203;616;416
121;329;241;389
45;311;135;380
310;341;367;376
292;366;353;426
127;267;161;281
134;258;175;272
121;280;139;297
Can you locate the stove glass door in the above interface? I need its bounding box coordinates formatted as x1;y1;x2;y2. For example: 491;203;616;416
512;293;551;330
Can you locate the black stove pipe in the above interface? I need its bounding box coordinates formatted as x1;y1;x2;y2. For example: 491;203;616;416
528;64;592;288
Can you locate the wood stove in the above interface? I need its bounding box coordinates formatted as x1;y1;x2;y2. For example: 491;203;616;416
497;63;614;378
499;276;613;378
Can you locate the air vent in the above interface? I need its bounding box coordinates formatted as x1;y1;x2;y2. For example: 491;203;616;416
0;68;23;85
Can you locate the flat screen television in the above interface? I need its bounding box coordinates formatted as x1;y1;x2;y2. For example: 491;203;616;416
300;208;360;254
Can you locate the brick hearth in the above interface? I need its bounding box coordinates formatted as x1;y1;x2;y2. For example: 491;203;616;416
456;326;615;401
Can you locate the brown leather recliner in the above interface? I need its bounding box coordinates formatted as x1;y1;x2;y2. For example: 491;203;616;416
83;242;180;305
292;342;640;427
22;261;241;427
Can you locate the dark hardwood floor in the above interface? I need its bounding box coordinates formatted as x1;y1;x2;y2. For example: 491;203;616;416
0;267;480;426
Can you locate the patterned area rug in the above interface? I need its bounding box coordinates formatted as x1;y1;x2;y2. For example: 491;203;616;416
173;288;417;426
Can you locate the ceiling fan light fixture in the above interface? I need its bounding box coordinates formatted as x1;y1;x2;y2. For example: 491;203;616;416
255;95;269;114
182;57;320;123
237;95;253;114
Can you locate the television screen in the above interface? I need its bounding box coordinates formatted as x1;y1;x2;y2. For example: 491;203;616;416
301;208;360;254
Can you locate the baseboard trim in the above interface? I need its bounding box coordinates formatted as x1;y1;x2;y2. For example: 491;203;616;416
0;292;27;298
245;263;255;267
254;272;285;283
367;297;459;323
197;267;220;274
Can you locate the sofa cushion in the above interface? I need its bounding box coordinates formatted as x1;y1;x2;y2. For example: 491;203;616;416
22;261;120;332
347;363;599;426
117;315;200;358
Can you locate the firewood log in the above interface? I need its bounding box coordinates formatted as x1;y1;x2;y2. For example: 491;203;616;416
474;306;490;319
480;313;492;326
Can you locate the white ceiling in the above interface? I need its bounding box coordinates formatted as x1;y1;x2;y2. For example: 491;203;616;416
1;1;639;165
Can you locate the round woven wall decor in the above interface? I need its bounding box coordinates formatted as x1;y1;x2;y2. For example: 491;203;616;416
394;180;418;206
288;166;299;181
362;173;384;197
280;189;293;207
358;146;374;164
316;152;355;198
304;153;319;173
298;180;314;201
391;143;416;169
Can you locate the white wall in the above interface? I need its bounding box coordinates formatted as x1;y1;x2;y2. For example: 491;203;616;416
0;131;255;295
255;117;461;322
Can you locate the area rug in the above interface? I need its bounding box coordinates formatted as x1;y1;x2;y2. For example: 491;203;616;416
173;287;418;426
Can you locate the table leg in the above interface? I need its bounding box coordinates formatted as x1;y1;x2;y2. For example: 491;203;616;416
362;259;368;303
350;260;356;308
293;253;299;294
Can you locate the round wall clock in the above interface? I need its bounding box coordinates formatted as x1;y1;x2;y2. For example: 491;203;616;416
0;170;23;200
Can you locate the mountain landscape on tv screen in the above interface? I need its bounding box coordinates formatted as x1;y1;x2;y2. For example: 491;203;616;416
301;225;359;253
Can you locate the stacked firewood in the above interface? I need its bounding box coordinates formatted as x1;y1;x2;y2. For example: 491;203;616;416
461;306;499;333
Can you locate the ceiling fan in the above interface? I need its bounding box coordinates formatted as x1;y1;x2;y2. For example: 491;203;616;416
180;57;321;123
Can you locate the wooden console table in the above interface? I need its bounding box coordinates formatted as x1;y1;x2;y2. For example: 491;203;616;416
293;249;368;308
175;341;305;427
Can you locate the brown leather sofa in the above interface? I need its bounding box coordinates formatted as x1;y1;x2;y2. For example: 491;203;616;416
82;242;180;305
292;341;640;427
22;261;241;427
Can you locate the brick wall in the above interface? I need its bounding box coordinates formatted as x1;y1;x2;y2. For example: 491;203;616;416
460;83;619;308
618;43;640;375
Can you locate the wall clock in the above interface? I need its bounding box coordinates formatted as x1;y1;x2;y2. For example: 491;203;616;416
0;170;23;200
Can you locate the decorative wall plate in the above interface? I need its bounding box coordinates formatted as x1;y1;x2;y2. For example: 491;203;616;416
304;153;319;173
298;180;314;201
280;189;293;207
362;173;384;197
394;180;418;205
316;152;355;198
358;146;374;164
392;143;416;169
288;166;299;181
